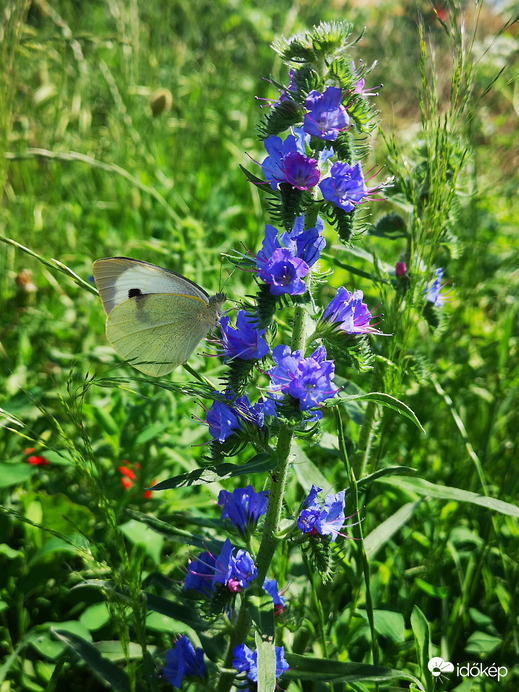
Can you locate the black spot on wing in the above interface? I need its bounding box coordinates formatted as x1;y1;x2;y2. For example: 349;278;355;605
128;288;142;298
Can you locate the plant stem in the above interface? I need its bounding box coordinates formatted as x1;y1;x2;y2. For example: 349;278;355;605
217;300;309;691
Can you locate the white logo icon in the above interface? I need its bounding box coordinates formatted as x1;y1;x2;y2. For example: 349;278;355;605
428;657;454;678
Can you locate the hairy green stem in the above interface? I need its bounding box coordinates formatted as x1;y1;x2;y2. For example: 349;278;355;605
218;300;309;691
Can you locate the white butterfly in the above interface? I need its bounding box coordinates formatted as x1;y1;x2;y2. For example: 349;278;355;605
93;257;225;376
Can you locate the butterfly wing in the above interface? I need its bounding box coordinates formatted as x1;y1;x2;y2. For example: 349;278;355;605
93;257;209;316
105;292;220;376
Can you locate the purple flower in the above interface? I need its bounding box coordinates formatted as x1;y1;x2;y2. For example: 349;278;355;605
424;267;446;307
163;635;206;688
261;135;319;191
207;400;241;443
258;247;309;296
297;484;346;542
320;161;368;212
321;287;381;335
233;643;289;682
220;310;270;361
218;486;269;534
263;578;285;613
396;261;407;277
351;60;381;98
304;87;350;141
276;67;297;104
255;217;326;296
283;152;320;189
267;344;337;411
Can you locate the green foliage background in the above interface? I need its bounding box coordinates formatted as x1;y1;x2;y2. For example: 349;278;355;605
1;0;518;690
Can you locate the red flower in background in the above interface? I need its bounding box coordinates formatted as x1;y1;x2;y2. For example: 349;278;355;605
118;461;156;499
24;448;49;466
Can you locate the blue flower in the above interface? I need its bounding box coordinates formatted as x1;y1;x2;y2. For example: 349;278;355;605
230;549;258;590
186;539;257;595
232;643;289;682
258;247;309;296
184;551;217;595
283;214;326;268
316;490;347;540
233;643;255;677
218;486;269;534
255;218;325;296
297;485;347;542
424;267;446;307
163;635;206;688
207;400;241;443
211;537;235;587
263;578;285;613
220;310;270;361
304;87;350;141
321;287;381;334
261;134;320;190
256;224;282;269
268;344;337;412
320;161;368;212
206;394;270;445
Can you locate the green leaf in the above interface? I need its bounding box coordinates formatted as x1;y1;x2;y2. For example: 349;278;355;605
119;519;164;566
38;449;74;466
414;578;449;599
123;508;218;550
410;606;433;690
29;535;90;566
292;444;330;494
25;492;95;537
282;654;425;690
376;476;519;517
0;463;35;488
356;466;417;492
79;603;111;632
374;610;405;643
151;453;275;491
250;592;275;643
465;631;502;655
255;631;277;692
364;501;421;559
337;392;424;432
31;621;92;661
144;592;210;631
51;629;145;692
135;422;173;446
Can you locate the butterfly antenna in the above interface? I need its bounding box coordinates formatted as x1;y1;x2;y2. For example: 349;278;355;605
218;252;245;293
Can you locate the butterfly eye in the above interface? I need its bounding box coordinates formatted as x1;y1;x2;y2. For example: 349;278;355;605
128;288;142;298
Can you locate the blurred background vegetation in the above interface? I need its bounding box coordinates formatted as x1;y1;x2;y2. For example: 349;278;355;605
1;0;518;690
